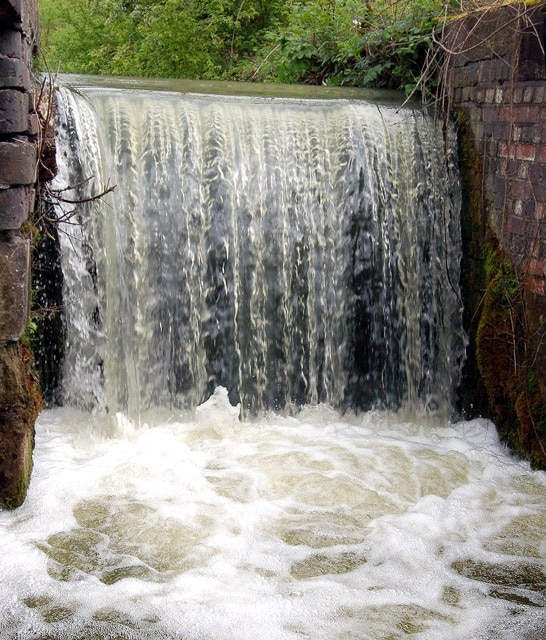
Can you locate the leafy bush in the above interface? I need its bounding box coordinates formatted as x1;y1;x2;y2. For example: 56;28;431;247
38;0;455;97
245;0;444;94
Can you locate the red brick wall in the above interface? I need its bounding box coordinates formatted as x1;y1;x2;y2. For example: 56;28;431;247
446;3;546;297
445;3;546;468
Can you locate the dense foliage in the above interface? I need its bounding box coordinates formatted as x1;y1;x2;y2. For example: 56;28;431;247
38;1;458;96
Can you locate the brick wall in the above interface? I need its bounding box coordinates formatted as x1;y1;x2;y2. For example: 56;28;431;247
445;2;546;468
0;0;41;508
446;3;546;296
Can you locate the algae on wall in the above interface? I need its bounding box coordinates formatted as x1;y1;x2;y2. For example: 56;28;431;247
457;116;546;470
0;342;42;509
476;243;546;469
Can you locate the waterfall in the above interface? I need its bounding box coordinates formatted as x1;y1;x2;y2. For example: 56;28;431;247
4;77;544;640
50;77;464;418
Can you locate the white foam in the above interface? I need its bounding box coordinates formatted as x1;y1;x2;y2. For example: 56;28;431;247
1;396;545;639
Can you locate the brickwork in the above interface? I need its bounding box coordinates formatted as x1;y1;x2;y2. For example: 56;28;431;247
0;0;40;508
446;3;546;297
445;2;546;468
0;0;38;327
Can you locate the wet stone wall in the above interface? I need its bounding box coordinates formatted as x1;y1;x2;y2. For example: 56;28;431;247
0;0;40;508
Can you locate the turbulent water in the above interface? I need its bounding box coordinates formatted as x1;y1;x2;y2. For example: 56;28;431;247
0;399;545;639
1;77;544;639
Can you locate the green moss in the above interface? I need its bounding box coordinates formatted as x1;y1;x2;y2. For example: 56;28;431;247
457;111;546;470
476;242;519;421
475;241;546;469
0;344;42;510
3;426;35;510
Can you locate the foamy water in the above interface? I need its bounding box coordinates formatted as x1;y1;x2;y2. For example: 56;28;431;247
1;389;545;639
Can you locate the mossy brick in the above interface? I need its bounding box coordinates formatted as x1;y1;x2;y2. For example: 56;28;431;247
0;139;37;185
0;90;28;133
0;186;34;229
0;342;38;510
0;412;34;509
0;57;30;90
0;234;30;342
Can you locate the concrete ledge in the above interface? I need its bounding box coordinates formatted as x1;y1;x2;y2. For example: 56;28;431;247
0;234;30;341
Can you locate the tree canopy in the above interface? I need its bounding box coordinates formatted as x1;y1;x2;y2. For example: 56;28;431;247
38;1;463;97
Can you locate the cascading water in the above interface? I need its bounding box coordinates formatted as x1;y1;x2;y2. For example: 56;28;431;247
0;77;544;640
50;76;464;418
